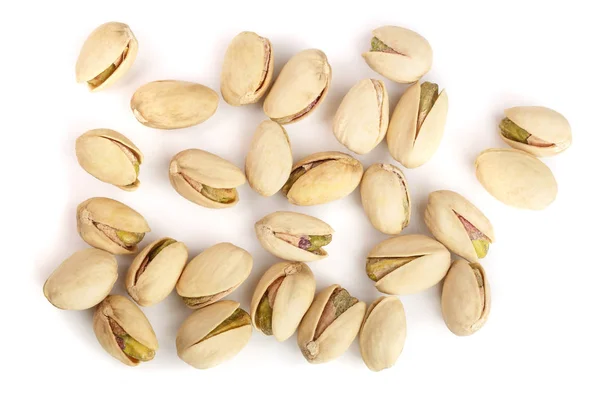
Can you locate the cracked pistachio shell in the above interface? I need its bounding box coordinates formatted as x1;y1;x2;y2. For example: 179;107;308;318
76;197;150;255
333;79;389;154
284;152;363;206
75;128;143;191
76;22;138;91
360;163;411;235
387;81;448;168
176;301;252;369
367;234;451;295
131;80;218;129
245;120;292;196
93;295;158;366
500;106;572;157
362;26;433;83
250;261;316;341
360;297;407;372
255;211;334;262
297;285;366;364
424;190;495;263
441;260;491;336
126;238;188;307
263;49;331;124
169;149;246;208
221;32;274;106
43;248;117;310
176;243;252;309
475;148;558;210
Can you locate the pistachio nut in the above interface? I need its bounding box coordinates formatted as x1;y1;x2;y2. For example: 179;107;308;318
245;120;293;196
333;78;389;154
263;49;331;124
359;296;407;372
76;197;150;255
176;243;252;309
131;80;219;129
366;234;451;295
221;31;274;106
424;190;495;263
297;284;366;364
43;248;117;310
387;81;448;168
93;295;158;366
75;22;138;91
255;211;334;262
282;151;363;206
441;260;491;336
169;149;246;208
362;26;433;83
126;238;189;307
75;128;143;191
499;106;572;157
176;300;252;369
250;262;316;342
475;148;558;210
360;163;411;235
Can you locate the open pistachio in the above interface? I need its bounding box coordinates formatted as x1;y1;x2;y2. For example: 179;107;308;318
366;234;451;295
75;22;138;91
75;128;143;191
475;148;558;210
93;295;158;366
221;31;274;106
424;190;495;263
359;297;406;372
76;197;150;255
387;81;448;168
169;149;246;208
176;243;252;309
255;211;334;262
263;49;331;124
441;260;491;336
499;106;572;157
333;78;389;154
360;163;411;235
43;248;117;310
126;238;188;307
282;151;363;206
297;285;366;364
176;301;252;369
362;26;433;83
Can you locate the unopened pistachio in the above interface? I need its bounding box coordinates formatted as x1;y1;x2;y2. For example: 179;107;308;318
297;285;366;364
75;22;138;91
93;295;158;366
76;197;150;255
176;301;252;369
43;248;117;310
75;128;143;191
169;149;246;208
221;31;274;106
441;260;491;336
263;49;331;124
131;80;219;129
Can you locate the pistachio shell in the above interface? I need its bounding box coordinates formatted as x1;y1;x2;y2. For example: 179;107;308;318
245;120;293;196
43;248;117;310
360;163;411;234
359;297;407;371
475;148;558;210
263;49;331;124
131;80;218;129
221;32;274;106
333;79;389;154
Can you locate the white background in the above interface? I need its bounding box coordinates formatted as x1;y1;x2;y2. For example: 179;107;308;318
4;0;600;398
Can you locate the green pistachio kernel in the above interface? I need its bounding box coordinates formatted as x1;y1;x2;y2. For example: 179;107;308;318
203;308;251;342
